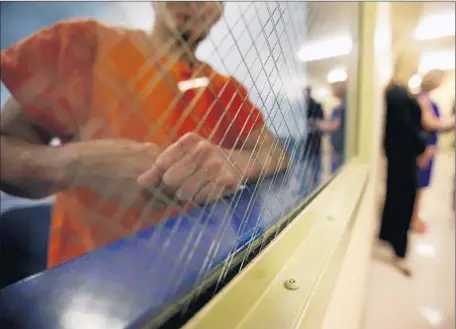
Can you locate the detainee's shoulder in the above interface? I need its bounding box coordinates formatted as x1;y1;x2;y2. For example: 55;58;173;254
51;18;136;48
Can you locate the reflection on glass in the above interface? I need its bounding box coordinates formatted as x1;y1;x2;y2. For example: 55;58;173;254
0;1;359;326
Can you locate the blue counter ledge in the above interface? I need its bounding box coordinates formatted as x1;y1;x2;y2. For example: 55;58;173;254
0;161;318;329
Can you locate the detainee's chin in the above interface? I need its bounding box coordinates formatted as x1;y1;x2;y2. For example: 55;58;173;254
181;31;192;42
180;30;207;46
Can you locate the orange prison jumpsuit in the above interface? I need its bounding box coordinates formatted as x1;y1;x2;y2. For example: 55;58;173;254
0;19;264;267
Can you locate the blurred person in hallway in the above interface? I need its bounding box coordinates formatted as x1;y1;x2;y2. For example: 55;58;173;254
303;86;324;188
380;45;429;276
0;2;289;268
306;81;347;175
327;81;346;173
412;69;455;233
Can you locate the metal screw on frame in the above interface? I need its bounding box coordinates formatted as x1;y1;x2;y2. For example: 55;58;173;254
284;278;300;290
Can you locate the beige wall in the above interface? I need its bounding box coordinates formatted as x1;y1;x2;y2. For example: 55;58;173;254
391;2;424;45
321;3;392;328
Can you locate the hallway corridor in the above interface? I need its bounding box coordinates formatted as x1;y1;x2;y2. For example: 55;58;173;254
364;152;455;329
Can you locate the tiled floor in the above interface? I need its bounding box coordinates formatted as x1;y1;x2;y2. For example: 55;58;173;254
364;152;455;329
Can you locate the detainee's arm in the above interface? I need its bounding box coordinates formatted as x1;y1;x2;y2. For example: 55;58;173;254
136;79;291;204
229;125;290;180
0;20;97;199
0;97;73;198
219;80;290;180
1;20;288;207
0;20;166;210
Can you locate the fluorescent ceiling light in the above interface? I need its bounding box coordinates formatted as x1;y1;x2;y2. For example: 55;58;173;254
178;77;209;92
297;36;353;62
317;88;328;98
419;51;455;73
408;74;422;90
414;13;455;40
327;68;348;83
420;307;444;327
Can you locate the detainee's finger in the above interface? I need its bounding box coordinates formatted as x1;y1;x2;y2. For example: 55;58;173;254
161;143;209;189
193;182;227;204
175;167;212;201
138;141;189;186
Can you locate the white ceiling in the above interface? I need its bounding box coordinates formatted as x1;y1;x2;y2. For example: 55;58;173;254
304;2;455;88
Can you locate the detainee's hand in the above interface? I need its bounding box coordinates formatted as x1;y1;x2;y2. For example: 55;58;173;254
61;139;167;209
137;132;242;204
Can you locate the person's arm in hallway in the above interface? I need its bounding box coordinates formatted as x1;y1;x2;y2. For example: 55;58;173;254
316;107;340;132
417;95;455;133
416;146;436;169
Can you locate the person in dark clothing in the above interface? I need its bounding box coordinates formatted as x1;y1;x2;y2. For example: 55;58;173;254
303;86;325;188
380;46;429;276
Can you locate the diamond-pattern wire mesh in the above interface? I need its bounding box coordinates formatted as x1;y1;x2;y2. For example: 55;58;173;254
1;0;344;326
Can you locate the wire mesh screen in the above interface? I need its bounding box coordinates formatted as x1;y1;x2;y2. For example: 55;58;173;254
0;1;358;327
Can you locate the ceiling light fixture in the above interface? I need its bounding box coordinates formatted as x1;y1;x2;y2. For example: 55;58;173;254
317;88;328;98
419;51;455;73
297;36;353;62
408;74;422;91
327;68;348;83
414;12;455;40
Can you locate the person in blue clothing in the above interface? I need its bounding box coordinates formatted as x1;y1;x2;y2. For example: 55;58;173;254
309;81;347;175
328;81;346;173
412;69;455;233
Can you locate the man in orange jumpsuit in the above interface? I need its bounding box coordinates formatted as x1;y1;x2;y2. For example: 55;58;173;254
0;2;289;267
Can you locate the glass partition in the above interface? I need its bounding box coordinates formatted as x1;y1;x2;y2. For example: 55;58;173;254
0;2;360;328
